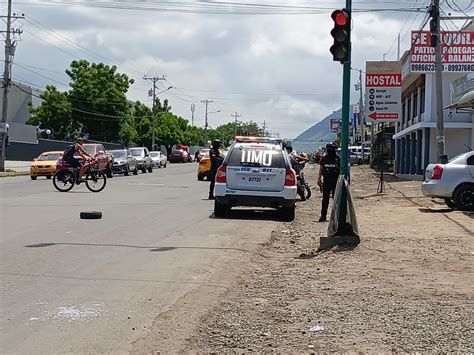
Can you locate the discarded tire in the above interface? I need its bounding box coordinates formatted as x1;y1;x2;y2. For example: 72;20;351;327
80;211;102;220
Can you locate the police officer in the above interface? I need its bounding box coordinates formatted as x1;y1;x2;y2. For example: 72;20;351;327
208;139;222;200
317;143;340;222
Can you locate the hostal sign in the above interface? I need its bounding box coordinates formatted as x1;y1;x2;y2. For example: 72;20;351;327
365;61;402;122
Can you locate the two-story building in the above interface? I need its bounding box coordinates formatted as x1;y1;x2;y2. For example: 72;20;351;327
394;51;473;179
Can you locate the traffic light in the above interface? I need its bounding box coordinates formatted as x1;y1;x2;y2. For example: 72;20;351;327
330;9;351;63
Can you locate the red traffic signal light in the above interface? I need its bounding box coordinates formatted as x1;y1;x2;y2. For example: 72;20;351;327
330;9;351;64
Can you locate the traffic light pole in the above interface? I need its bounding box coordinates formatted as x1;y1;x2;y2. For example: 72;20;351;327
340;0;352;178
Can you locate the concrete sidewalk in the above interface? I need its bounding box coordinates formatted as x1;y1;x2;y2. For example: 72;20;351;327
0;160;31;177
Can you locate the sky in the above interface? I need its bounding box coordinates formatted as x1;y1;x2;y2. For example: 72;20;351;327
3;0;471;138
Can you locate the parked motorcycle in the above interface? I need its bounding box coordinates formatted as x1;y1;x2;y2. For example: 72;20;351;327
294;161;311;201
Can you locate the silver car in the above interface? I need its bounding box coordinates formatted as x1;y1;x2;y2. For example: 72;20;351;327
150;151;167;168
129;147;153;173
108;149;138;176
422;151;474;211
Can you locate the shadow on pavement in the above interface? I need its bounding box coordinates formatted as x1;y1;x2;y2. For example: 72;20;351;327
24;242;269;258
209;208;286;222
418;207;454;213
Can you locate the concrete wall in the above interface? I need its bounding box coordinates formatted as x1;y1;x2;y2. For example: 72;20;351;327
428;127;473;164
6;139;122;161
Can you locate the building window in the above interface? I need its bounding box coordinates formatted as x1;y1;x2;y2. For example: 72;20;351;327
420;87;425;114
407;97;411;122
413;92;418;118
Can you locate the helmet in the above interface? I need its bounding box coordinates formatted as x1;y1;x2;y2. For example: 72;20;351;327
212;139;222;148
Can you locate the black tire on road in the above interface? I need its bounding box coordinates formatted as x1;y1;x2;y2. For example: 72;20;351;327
358;158;363;165
53;169;75;192
46;175;52;179
282;205;295;222
133;167;138;175
444;198;455;209
142;167;147;173
214;200;229;218
80;211;102;220
198;175;204;181
124;164;130;176
148;165;153;173
85;170;107;193
105;164;113;178
30;176;37;180
453;185;474;211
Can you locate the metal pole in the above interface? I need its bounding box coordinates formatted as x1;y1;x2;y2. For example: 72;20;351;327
359;69;365;161
433;0;447;163
340;0;352;178
0;0;12;172
190;103;195;127
397;33;400;60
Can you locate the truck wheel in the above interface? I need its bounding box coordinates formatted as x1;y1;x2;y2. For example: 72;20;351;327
453;185;474;211
106;164;113;178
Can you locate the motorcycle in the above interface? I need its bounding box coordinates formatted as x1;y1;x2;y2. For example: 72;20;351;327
294;161;311;201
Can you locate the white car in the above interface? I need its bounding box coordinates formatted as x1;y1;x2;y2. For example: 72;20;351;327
150;151;167;168
422;151;474;211
213;138;297;221
197;149;210;161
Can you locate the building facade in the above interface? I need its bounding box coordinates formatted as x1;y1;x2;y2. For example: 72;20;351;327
394;52;473;179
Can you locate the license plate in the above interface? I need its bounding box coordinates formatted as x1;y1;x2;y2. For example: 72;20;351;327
248;177;261;182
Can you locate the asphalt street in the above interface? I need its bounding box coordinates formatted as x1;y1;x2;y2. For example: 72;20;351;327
0;163;278;353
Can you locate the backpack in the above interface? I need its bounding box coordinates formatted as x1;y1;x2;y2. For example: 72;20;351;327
63;144;77;159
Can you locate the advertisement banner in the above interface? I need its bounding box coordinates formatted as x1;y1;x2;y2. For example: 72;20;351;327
410;31;474;73
330;118;342;133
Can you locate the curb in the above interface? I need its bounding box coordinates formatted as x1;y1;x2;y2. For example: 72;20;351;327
0;171;30;178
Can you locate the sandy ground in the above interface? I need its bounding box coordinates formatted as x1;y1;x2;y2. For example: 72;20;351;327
182;164;474;352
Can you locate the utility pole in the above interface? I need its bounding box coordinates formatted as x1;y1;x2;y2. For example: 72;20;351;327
190;103;195;126
397;33;400;60
201;99;213;133
430;0;447;163
231;111;241;138
0;2;23;172
144;75;165;150
262;120;266;137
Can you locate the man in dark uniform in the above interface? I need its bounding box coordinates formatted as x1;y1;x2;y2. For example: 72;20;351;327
208;139;222;200
317;143;340;222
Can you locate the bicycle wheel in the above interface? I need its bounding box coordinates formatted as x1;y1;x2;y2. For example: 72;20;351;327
53;169;75;192
85;170;107;192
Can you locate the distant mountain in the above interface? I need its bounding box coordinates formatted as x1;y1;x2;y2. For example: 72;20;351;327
291;106;354;152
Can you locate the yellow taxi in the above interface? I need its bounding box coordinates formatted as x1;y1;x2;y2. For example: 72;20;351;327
197;150;227;181
30;151;63;180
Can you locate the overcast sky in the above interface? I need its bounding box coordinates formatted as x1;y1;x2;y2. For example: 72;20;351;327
4;0;471;138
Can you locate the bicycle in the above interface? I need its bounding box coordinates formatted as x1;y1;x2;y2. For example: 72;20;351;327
53;158;107;193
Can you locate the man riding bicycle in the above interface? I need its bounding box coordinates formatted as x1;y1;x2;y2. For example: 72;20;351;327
62;137;93;183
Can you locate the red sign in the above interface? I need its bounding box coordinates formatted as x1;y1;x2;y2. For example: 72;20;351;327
366;74;401;87
368;112;399;120
411;31;474;72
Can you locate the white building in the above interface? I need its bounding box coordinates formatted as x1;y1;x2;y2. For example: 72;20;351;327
394;43;473;179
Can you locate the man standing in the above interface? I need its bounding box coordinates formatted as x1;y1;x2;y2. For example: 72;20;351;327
208;140;222;200
317;144;340;222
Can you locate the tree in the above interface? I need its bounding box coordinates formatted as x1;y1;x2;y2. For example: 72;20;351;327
66;60;133;142
27;85;73;140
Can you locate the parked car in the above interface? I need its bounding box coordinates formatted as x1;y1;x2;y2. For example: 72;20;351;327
108;149;138;176
349;146;371;165
81;143;114;178
129;147;153;173
176;144;192;162
422;151;474;211
30;151;63;180
150;151;167;168
169;149;188;163
213;137;297;221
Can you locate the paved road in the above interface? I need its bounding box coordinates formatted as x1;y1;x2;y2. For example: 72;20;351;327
0;164;278;353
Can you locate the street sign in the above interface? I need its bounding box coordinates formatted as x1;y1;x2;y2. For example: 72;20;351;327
365;61;401;122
